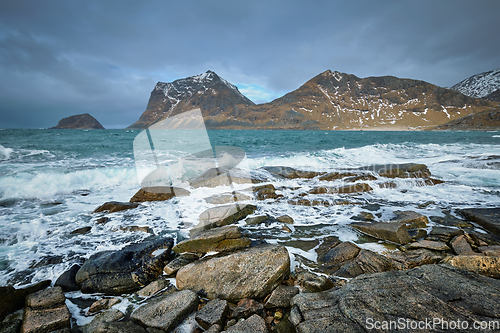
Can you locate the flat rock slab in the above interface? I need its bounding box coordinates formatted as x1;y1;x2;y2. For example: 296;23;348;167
129;186;190;203
189;168;264;188
0;280;50;321
407;240;450;251
193;204;257;234
385;249;445;270
232;298;264;320
357;163;431;179
176;245;290;302
26;287;65;309
136;278;170;298
205;192;252;205
479;245;500;256
174;225;250;254
81;308;124;333
223;314;268;333
459;208;500;235
265;285;299;309
351;221;411;244
131;290;199;332
76;237;173;294
92;201;140;214
163;253;199;275
426;227;464;243
261;166;325;179
451;235;478;255
291;264;500;333
195;299;229;329
391;210;429;229
442;255;500;278
21;304;70;333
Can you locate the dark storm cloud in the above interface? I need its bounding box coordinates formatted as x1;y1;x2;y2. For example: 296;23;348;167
0;0;499;128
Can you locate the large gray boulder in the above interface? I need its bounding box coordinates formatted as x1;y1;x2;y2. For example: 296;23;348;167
130;290;199;332
76;237;174;294
193;204;257;234
176;245;290;302
173;225;251;254
291;264;500;333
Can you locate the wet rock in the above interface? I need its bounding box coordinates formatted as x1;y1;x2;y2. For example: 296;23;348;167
385;249;445;269
130;290;199;332
70;226;92;235
163;253;199;276
0;312;22;333
442;255;500;278
195;299;229;330
26;286;65;309
262;166;324;179
318;171;359;181
176;245;290;302
479;245;500;256
55;264;81;292
333;249;397;278
459;207;500;235
205;192;252;205
88;320;147;333
224;314;268;333
296;271;335;292
351;221;411;244
29;255;63;268
189;168;264;188
350;211;375;221
92;201;140;214
426;227;464;243
277;215;294;224
0;280;50;321
81;309;124;333
193;204;257;234
129;186;190;203
264;285;299;309
174;226;250;254
291;264;500;333
116;225;153;234
136;277;170;298
309;183;373;195
21;287;70;333
391;210;429;229
252;184;280;200
231;298;264;320
95;217;109;225
407;240;450;251
76;237;174;294
87;298;121;314
408;228;428;240
359;163;431;179
245;215;271;225
451;235;479;255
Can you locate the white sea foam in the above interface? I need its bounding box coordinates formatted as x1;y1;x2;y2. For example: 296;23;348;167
0;144;13;160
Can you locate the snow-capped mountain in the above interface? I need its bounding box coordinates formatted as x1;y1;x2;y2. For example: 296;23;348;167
451;68;500;100
129;70;496;130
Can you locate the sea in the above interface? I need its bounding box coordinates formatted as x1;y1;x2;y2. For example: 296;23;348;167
1;129;500;322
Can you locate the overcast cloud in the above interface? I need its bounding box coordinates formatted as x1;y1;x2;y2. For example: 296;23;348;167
0;0;499;128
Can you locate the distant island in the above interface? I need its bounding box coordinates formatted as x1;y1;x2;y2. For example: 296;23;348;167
51;113;105;129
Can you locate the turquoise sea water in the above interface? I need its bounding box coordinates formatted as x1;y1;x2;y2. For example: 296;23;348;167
1;129;500;289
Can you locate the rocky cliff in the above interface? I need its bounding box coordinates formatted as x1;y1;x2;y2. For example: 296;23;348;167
451;68;500;102
129;70;496;130
51;113;105;129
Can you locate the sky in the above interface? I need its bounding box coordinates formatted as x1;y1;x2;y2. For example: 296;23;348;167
0;0;499;129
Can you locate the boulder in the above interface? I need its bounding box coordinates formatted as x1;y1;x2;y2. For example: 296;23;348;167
174;225;250;254
70;226;91;235
358;163;431;179
407;240;450;251
87;298;121;314
0;280;50;321
385;249;445;269
351;222;411;244
442;255;500;278
85;321;147;333
54;264;81;292
264;285;299;309
291;264;500;332
309;183;373;194
245;215;271;225
21;287;70;333
75;237;174;294
81;309;124;333
195;299;229;330
130;290;199;332
205;192;252;205
391;210;429;229
261;166;325;179
277;215;294;224
479;245;500;256
426;227;464;243
193;204;257;234
223;314;268;333
92;201;139;214
136;277;170;298
318;171;360;181
333;249;397;278
459;207;500;235
231;298;264;320
163;253;199;275
296;271;335;292
189;168;264;188
176;245;290;302
252;184;281;200
450;235;478;255
129;186;190;203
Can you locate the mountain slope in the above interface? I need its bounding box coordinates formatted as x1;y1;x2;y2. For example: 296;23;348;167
51;113;104;129
431;107;500;131
451;69;500;99
129;70;496;130
128;71;254;129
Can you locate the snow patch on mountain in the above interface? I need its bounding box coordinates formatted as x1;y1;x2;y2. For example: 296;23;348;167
451;68;500;98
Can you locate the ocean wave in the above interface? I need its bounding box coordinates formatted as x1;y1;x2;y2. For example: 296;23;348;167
0;144;14;160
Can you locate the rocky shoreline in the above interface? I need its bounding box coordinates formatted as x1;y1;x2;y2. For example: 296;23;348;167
2;163;500;332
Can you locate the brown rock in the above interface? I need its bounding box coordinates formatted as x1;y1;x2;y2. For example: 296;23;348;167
262;166;325;179
264;285;299;309
391;210;429;229
252;184;280;200
70;226;91;235
277;215;294;224
385;249;445;269
224;314;268;333
479;245;500;256
451;235;479;255
21;304;70;333
442;255;500;278
231;298;264;320
174;225;251;254
129;186;190;203
25;287;65;309
351;221;411;244
136;278;170;298
296;271;335;292
407;240;450;251
163;253;199;275
92;201;140;214
459;208;500;236
205;192;252;205
87;298;121;314
193;204;257;234
81;309;124;333
0;280;51;321
195;299;229;329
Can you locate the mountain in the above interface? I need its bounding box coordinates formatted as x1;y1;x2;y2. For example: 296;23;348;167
50;113;104;129
451;68;500;101
129;70;496;130
128;71;254;129
431;107;500;131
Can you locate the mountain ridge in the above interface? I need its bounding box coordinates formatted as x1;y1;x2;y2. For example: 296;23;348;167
129;70;496;130
451;68;500;101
